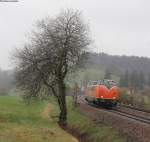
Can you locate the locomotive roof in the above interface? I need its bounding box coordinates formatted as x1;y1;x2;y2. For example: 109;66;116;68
88;79;117;87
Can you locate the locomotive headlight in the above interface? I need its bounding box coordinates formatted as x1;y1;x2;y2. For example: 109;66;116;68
101;96;104;98
113;97;116;99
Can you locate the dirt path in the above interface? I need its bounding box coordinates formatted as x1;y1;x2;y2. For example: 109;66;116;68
42;103;52;121
42;103;79;142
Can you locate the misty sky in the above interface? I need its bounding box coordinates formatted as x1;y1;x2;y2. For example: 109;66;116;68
0;0;150;69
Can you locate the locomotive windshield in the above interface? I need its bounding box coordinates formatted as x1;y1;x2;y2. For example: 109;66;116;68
88;81;98;86
88;80;117;88
104;80;117;88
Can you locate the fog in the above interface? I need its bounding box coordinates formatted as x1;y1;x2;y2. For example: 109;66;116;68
1;0;150;69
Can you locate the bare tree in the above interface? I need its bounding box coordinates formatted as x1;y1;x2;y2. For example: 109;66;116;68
13;9;91;124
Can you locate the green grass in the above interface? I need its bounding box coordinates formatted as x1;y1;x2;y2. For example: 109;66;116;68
0;95;124;142
49;96;125;142
0;95;78;142
144;96;150;109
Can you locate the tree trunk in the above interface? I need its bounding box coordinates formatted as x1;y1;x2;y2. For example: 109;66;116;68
57;80;67;125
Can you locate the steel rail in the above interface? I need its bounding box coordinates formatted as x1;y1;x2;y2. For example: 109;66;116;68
86;102;150;125
118;104;150;113
78;95;150;124
109;109;150;124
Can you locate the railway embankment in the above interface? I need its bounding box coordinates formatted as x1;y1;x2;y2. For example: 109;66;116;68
78;101;150;142
61;109;124;142
50;96;124;142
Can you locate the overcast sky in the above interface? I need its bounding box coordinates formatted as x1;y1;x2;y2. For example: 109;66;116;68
0;0;150;69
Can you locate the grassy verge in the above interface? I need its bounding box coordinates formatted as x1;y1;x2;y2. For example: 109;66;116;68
0;95;124;142
0;95;78;142
119;88;150;110
50;96;125;142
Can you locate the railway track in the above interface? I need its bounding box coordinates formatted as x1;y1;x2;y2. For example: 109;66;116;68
78;95;150;124
118;104;150;113
116;105;150;118
87;102;150;125
109;109;150;124
78;96;150;142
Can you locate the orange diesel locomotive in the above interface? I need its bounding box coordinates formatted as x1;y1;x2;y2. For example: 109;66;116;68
84;80;119;107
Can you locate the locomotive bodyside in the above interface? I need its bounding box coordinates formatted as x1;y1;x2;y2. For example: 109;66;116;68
85;80;119;107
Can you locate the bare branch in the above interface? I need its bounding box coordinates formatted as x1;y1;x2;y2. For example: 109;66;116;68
13;9;91;124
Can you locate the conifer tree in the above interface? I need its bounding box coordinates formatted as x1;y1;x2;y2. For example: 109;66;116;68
119;70;129;87
119;75;125;87
124;70;129;87
130;70;139;89
138;71;145;90
147;73;150;87
104;68;112;79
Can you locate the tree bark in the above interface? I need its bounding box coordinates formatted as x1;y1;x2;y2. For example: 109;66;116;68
57;80;67;125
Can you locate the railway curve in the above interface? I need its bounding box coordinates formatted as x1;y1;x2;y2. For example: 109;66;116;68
77;95;150;142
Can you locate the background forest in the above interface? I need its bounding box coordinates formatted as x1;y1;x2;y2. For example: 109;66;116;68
1;52;150;94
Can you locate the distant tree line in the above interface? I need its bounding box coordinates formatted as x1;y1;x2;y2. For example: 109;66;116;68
119;70;150;90
86;53;150;76
0;69;14;94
